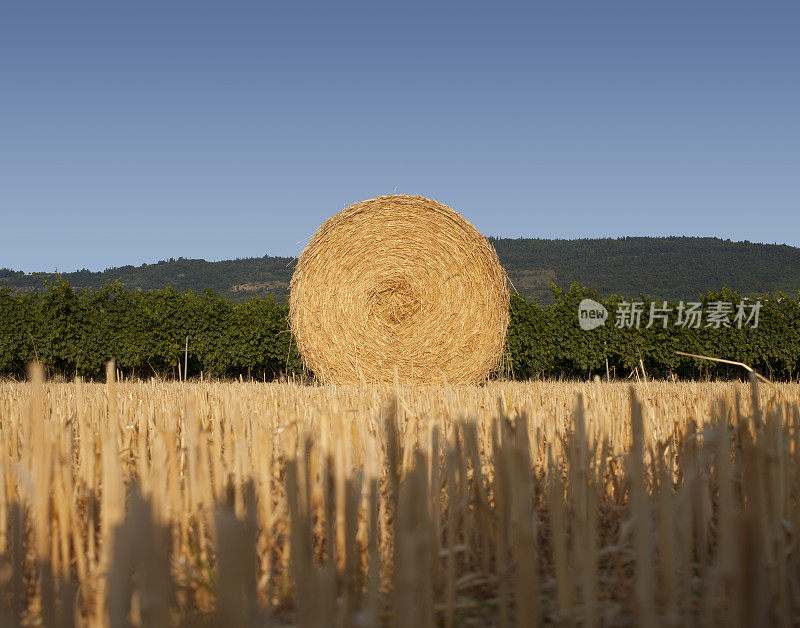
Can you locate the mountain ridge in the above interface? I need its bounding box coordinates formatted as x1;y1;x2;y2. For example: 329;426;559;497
2;236;799;303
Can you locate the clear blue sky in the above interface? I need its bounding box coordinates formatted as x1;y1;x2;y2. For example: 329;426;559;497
2;1;798;273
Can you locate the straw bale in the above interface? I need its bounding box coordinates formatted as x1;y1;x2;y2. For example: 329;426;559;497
289;195;509;384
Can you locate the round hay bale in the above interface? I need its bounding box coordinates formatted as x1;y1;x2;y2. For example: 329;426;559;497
289;194;509;384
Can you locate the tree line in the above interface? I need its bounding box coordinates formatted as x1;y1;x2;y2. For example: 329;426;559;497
1;281;799;381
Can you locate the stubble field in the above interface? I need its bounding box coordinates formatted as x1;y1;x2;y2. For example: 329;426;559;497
0;371;798;626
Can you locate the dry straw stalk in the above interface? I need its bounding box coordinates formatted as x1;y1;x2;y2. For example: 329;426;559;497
289;194;510;384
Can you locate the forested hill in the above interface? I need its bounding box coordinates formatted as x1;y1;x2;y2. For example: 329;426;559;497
492;236;800;302
2;236;799;303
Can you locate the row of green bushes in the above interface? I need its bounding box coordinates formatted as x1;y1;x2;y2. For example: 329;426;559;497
0;282;299;380
1;282;798;380
506;285;800;380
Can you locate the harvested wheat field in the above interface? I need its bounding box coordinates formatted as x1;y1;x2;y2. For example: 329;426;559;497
1;368;799;626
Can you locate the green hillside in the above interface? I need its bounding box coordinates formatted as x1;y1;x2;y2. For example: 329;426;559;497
492;236;800;302
2;236;799;303
0;256;297;303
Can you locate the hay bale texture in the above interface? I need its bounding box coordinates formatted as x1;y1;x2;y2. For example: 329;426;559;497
289;195;509;384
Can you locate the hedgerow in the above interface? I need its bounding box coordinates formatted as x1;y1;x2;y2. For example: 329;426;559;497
1;281;798;380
